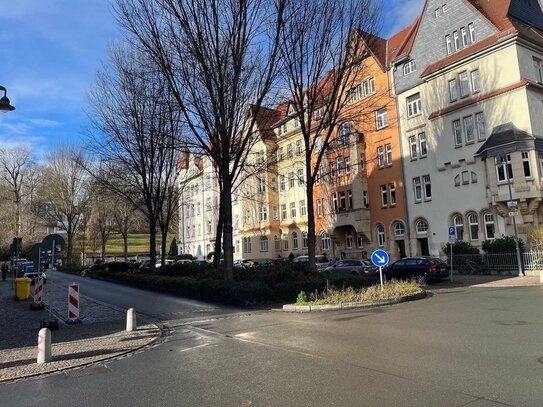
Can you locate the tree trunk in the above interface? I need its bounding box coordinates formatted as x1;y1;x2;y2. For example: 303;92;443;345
67;231;74;265
161;230;168;266
213;201;224;266
306;178;317;270
123;233;128;262
101;237;107;260
149;219;157;269
222;178;234;281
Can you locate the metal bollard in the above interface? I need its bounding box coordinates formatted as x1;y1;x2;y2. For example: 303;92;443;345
37;328;52;364
126;308;136;332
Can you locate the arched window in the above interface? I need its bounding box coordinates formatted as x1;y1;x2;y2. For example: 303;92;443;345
291;232;299;250
321;232;330;251
376;224;385;247
260;236;269;252
483;213;495;239
468;213;479;240
453;215;464;240
393;222;405;237
416;219;428;234
282;234;289;250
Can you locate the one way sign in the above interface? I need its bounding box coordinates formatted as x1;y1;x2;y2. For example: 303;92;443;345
371;249;389;267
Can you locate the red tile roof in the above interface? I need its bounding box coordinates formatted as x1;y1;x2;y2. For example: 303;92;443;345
387;17;421;65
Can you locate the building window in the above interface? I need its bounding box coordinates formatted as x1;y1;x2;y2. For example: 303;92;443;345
291;232;298;250
271;177;277;191
463;115;474;144
207;221;212;234
302;232;308;249
278;147;284;162
281;204;287;220
442;4;448;13
259;206;268;221
496;154;513;181
468;213;479;241
394;222;405;237
346;230;353;249
453;31;460;51
461;27;468;47
321;232;330;251
469;23;475;43
423;175;432;200
376;224;385;247
296;139;303;156
260;236;269;252
449;79;458;102
283;234;289;250
280;175;286;191
300;200;306;216
337;157;344;176
332;193;338;211
377;146;385;168
347;190;353;208
360;153;366;170
298;168;304;185
339;191;346;210
243;237;252;253
390;183;396;206
522;151;531;177
289;172;295;188
453;215;464;240
258;177;266;192
476;112;486;141
403;60;416;75
471;171;478;183
290;202;296;218
484;213;495;239
539;153;543;178
338;122;352;146
357;234;364;248
329;162;335;178
317;199;322;217
446;35;452;55
462;171;469;184
380;185;388;207
533;57;543;82
416;219;429;234
406;93;422;117
471;70;480;92
245;209;252;224
410;136;418;159
287;143;293;159
274;235;281;251
453;119;462;146
376;108;388;129
413;177;422;202
385;144;393;166
345;157;351;173
363;190;369;207
459;71;469;97
419;133;428;157
273;206;279;220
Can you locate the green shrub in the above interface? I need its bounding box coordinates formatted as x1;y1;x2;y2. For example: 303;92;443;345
296;291;308;304
442;241;479;255
482;236;524;253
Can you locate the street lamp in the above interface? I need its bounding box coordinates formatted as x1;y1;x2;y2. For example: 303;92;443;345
498;154;524;277
0;85;15;112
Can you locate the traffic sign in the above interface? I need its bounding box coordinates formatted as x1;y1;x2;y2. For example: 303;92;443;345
448;227;456;238
371;249;389;267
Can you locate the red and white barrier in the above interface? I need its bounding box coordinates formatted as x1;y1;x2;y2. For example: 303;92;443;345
68;283;80;321
34;277;44;303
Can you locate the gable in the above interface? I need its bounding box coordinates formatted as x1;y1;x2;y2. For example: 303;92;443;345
392;0;498;95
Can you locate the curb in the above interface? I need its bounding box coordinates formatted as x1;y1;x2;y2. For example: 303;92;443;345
282;291;427;312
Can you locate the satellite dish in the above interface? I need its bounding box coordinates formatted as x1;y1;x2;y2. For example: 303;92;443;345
42;234;66;253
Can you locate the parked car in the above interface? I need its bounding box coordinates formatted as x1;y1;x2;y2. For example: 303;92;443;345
324;259;378;279
253;259;274;266
192;259;209;266
292;255;331;269
233;259;254;269
384;257;449;284
23;270;47;284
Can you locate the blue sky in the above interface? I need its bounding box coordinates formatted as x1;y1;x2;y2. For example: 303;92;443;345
0;0;424;158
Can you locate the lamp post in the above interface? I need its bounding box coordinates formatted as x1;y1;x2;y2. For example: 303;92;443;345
0;85;15;112
498;154;524;277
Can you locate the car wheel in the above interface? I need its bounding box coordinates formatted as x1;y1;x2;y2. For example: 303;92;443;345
415;274;427;285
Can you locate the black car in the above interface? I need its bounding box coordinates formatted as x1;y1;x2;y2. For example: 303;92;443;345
384;257;449;284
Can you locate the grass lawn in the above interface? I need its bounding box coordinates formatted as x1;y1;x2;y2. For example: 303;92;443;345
103;233;170;255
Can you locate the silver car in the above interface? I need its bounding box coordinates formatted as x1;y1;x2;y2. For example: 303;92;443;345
324;259;378;278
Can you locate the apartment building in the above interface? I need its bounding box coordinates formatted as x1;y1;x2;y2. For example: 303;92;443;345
390;0;543;256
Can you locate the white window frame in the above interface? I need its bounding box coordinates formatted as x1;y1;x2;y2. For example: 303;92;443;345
423;175;432;200
394;222;405;237
469;23;475;43
409;136;418;159
292;232;298;250
377;146;385;168
484;213;495;240
289;172;295;189
345;157;351;174
321;232;330;251
468;213;479;241
385;144;393;166
280;175;286;191
283;234;289;250
380;185;388;207
419;133;428;157
339;191;346;210
281;204;287;220
459;71;469;97
471;69;480;93
416;220;429;234
476;112;486;141
347;190;353;208
522;151;531;178
337;157;344;176
406;93;422;118
346;230;353;249
463;115;474;144
453;31;460;51
461;27;468;47
413;177;422;202
376;108;388;129
363;190;369;207
453;119;462;146
259;206;268;221
296;139;302;156
290;202;296;218
496;154;513;182
302;232;308;249
260;236;269;252
403;60;416;75
376;224;385;247
273;206;279;220
446;35;452;55
453;215;464;240
298;168;304;185
389;183;396;206
300;200;306;217
449;79;458;102
317;199;322;217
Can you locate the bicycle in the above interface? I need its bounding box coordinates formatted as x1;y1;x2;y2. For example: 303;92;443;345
465;257;490;275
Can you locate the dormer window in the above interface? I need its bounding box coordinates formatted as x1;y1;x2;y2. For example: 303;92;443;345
288;104;295;115
469;23;476;43
403;60;416;75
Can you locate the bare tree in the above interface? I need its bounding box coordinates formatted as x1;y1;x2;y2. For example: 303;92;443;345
85;44;183;269
114;0;286;280
277;0;382;269
38;144;89;263
111;199;139;262
88;182;114;260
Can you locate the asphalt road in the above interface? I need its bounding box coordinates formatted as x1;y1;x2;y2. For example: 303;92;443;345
1;280;542;406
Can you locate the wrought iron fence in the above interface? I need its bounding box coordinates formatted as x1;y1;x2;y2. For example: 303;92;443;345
447;251;543;275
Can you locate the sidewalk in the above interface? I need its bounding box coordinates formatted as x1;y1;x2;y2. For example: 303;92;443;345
0;277;161;383
439;273;541;288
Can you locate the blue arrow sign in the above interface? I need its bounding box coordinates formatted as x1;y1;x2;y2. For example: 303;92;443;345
371;249;389;267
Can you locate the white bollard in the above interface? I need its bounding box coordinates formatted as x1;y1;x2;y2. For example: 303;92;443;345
540;270;543;284
126;308;136;332
37;328;52;364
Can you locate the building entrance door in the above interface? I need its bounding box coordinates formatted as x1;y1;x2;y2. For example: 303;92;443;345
417;238;429;256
